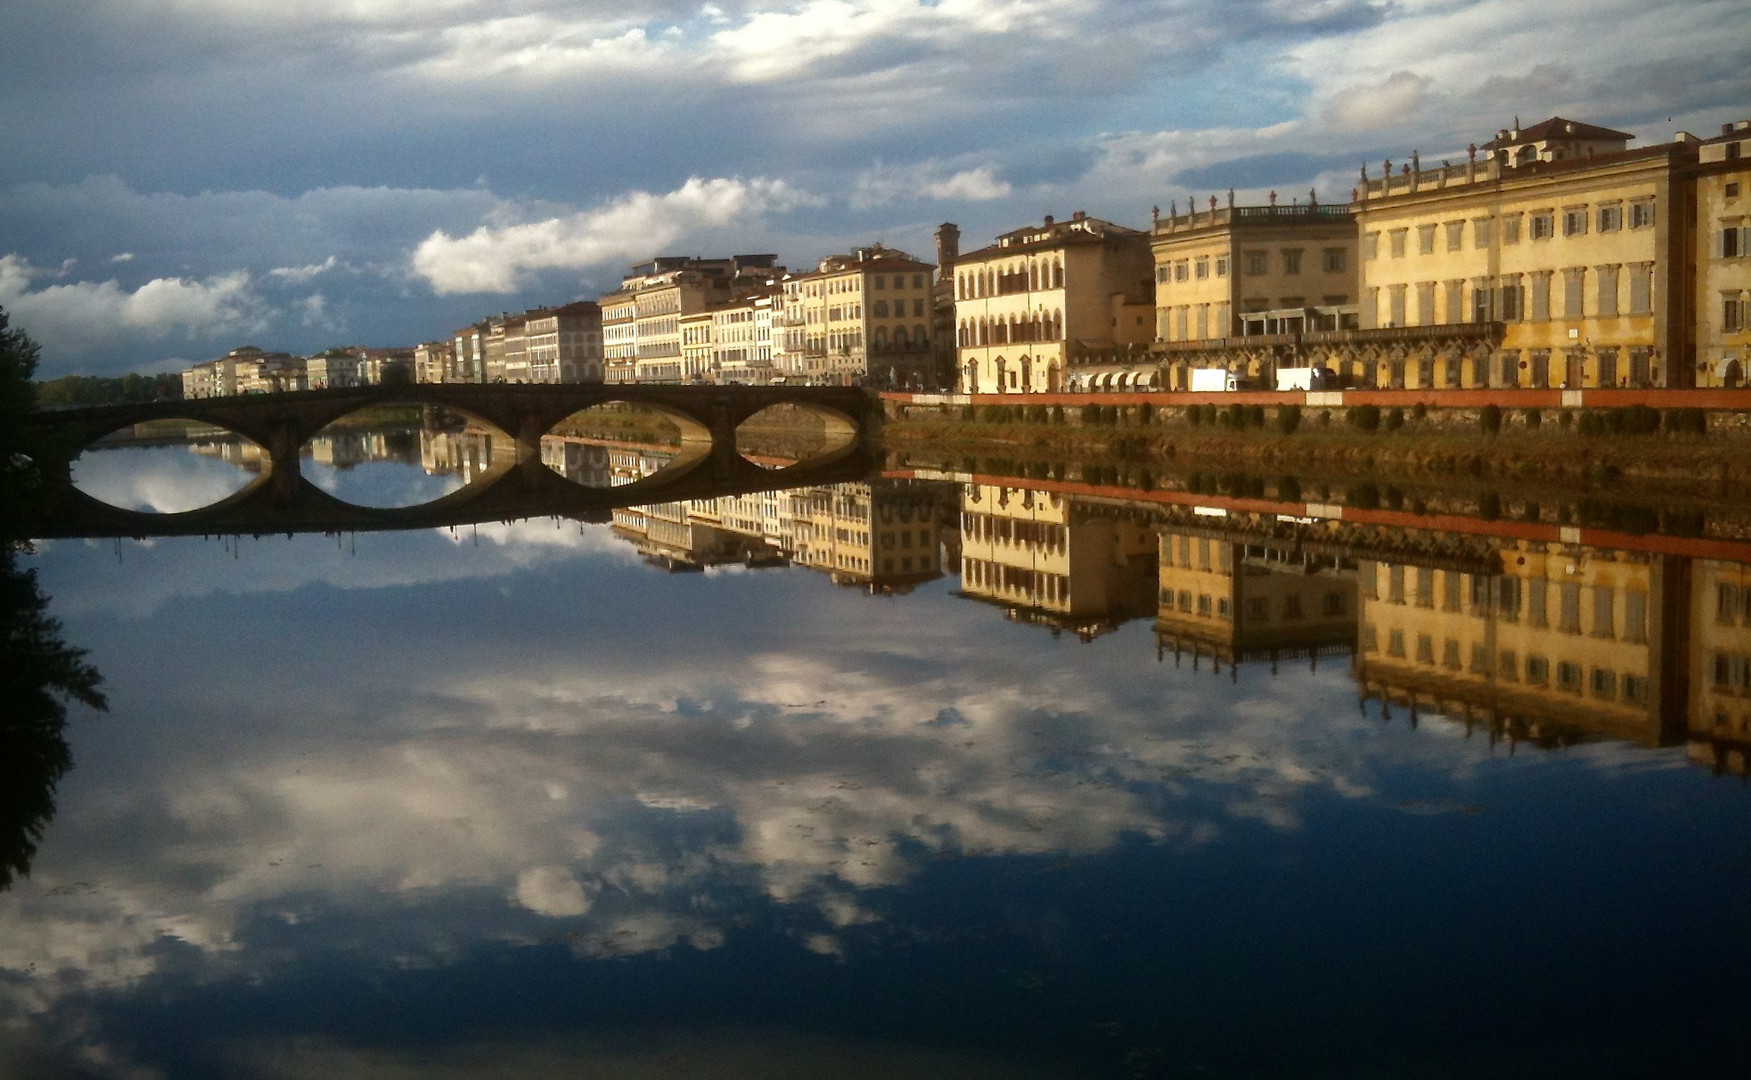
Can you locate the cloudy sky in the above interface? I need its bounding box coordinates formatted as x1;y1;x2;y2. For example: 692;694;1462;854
2;0;1746;378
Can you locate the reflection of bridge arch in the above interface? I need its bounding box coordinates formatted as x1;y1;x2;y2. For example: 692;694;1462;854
23;384;882;539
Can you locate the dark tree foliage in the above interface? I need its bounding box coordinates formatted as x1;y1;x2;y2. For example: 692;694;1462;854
35;372;182;407
0;306;109;891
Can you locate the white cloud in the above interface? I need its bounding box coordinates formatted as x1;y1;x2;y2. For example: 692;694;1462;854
513;866;596;917
0;253;268;356
269;255;340;283
849;161;1012;209
410;176;821;294
1322;69;1434;132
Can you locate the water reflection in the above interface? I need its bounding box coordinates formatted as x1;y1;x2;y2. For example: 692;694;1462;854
70;436;263;513
7;433;1751;1076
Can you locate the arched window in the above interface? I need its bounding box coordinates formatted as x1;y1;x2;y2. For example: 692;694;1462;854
914;325;927;346
1051;260;1064;289
894;325;909;348
873;326;888;350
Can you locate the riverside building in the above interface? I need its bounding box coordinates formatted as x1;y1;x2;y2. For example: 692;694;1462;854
954;212;1155;395
786;245;936;387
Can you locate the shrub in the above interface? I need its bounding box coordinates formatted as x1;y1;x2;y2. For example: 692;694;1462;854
1318;409;1332;428
1276;404;1302;435
1346;481;1380;510
1052;404;1065;423
1081;403;1102;425
1479;492;1502;521
1138;403;1155;425
1411;402;1427;421
1384;407;1405;432
1478;404;1502;434
1558;409;1574;428
1246;405;1266;429
1277;475;1302;502
1347;404;1381;432
1522;407;1542;430
1384;485;1404;510
1662;407;1707;436
1577;411;1604;436
961;404;976;422
1187;405;1204;427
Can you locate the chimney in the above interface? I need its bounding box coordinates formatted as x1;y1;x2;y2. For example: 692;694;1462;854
1072;210;1087;221
1043;214;1054;226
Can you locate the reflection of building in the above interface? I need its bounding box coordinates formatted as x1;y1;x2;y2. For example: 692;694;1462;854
1154;522;1357;673
611;499;784;571
421;429;501;483
954;212;1156;395
539;438;611;486
1687;558;1751;773
958;484;1156;639
789;480;949;592
1354;542;1681;748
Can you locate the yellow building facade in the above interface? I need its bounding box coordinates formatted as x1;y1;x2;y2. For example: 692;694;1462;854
1695;120;1751;387
1354;118;1696;389
789;246;935;387
954;213;1155;394
1151;199;1357;346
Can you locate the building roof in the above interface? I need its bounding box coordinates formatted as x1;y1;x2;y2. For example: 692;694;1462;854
960;212;1145;263
1481;116;1633;149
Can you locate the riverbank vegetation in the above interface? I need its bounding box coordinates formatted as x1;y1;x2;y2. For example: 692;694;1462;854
883;400;1750;506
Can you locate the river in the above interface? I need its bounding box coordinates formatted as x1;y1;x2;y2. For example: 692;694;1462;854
3;420;1748;1078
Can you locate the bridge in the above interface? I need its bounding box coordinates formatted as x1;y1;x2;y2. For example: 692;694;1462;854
20;383;885;539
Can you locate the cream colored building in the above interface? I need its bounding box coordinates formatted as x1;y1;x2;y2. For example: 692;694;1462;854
183;346;305;397
1695;119;1751;387
1353;117;1697;389
954;212;1155;395
679;310;714;382
598;255;781;384
788;245;935;387
451;322;488;383
524;301;603;383
790;481;948;591
1151;196;1357;348
413;340;452;384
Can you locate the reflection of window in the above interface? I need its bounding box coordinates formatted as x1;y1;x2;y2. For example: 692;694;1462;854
1527;655;1549;684
1471;644;1493;674
1443;639;1462;669
1416;634;1435;664
1591;668;1617;699
1323;592;1345;615
1557;660;1583;691
1500;651;1518;681
1361;625;1378;652
1559;582;1582;633
1248;597;1269;620
1283;595;1303;620
1388;630;1406;657
1623;674;1648;703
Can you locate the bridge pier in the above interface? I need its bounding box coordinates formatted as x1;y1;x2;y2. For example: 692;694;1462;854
262;415;308;503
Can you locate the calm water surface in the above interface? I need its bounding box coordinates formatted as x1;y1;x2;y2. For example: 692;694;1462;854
5;432;1750;1078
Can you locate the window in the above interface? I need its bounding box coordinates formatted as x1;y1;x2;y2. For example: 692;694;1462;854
1244;251;1268;275
873;300;889;317
1499;280;1524;321
1443;221;1464;251
874;275;886;290
1530;212;1554;240
1526;655;1549;684
1323;591;1345;615
1598;204;1622;232
1195;257;1209;279
1473;218;1494;247
1416;282;1435;326
1282;249;1302;274
1364;233;1379;260
1528;581;1548;627
1323;248;1347;272
1502;215;1520;244
1389;230;1408;257
1630;200;1654;228
1216;257;1229;277
1247;597;1269;620
1388;629;1405;658
1628;264;1653;315
1726;296;1746;333
1445;280;1464;323
1389;284;1407;327
1593;585;1615;638
1725;227;1745;258
1417;225;1437;254
1559;582;1582;633
1563;268;1585;319
1557;660;1583;691
1590;668;1617;699
1416;634;1434;664
1596;265;1619;318
1175;261;1189;282
1562;208;1588;236
1156;266;1169;284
